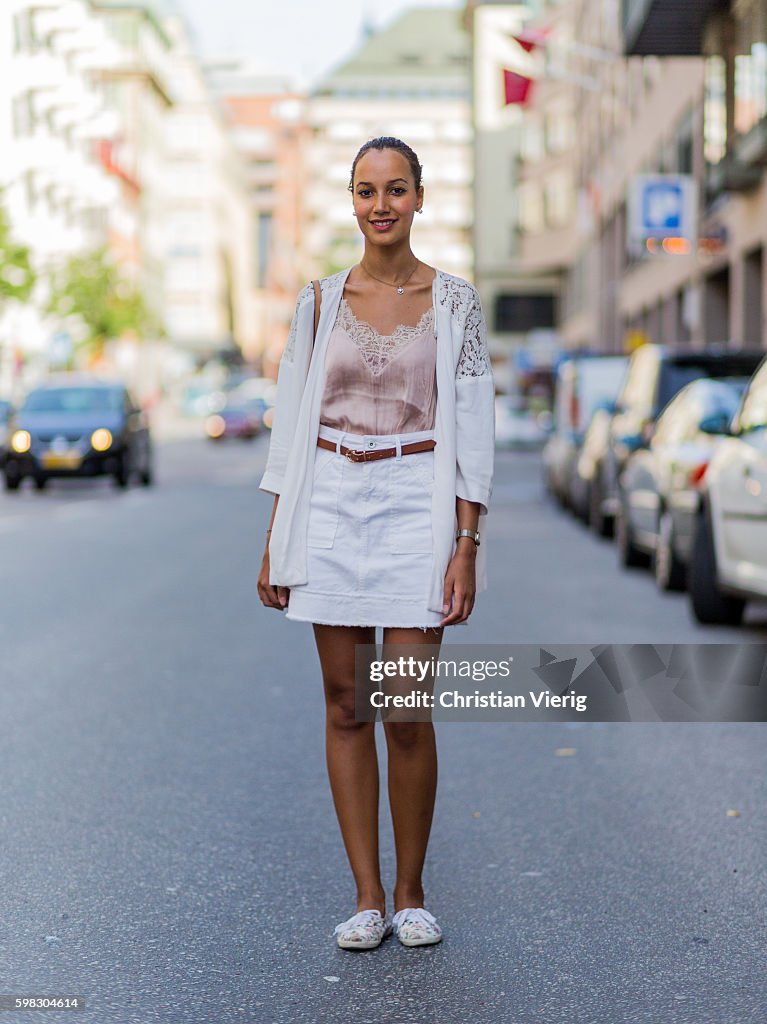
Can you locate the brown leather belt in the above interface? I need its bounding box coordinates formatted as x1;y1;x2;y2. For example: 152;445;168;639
317;436;436;463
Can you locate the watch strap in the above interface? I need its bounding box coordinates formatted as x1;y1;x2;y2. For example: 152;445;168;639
456;528;480;546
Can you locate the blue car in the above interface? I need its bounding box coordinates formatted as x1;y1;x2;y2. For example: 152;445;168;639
4;376;153;491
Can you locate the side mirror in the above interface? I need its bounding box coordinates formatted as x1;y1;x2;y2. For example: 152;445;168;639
595;399;618;415
699;412;732;436
619;432;645;452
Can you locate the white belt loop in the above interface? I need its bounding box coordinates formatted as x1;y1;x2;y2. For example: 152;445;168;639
335;431;346;454
394;435;402;459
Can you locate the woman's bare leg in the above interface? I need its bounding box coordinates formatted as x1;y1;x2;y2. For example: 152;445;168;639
381;626;443;912
313;623;385;914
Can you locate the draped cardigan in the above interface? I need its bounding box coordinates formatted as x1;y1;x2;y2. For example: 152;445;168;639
259;266;495;616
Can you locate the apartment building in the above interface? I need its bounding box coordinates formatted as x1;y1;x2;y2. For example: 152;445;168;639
206;61;309;370
160;17;255;359
0;0;120;390
624;0;767;349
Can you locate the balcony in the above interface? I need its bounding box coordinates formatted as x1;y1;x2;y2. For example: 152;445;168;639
622;0;726;56
706;115;767;195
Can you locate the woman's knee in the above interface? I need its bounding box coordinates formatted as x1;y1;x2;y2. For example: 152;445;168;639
384;720;433;752
324;676;367;732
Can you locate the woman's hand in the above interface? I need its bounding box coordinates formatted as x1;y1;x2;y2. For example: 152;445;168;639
258;545;290;610
439;541;476;626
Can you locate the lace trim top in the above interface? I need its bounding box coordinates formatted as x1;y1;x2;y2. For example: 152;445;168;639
319;298;437;435
282;271;491;382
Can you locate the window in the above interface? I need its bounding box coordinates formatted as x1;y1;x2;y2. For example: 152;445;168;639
494;293;556;332
734;0;767;136
704;56;727;165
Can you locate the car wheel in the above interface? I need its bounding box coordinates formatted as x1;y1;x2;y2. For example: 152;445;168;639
589;472;613;538
653;510;686;592
33;474;48;491
140;459;154;486
114;452;131;489
4;472;21;492
616;499;650;569
688;506;746;626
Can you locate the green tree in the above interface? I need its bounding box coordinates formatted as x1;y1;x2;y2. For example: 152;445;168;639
46;247;160;365
0;195;36;388
0;196;36;309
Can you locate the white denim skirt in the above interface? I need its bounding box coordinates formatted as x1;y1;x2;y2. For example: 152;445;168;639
285;423;444;629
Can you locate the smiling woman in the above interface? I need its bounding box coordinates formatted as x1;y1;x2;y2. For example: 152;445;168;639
257;135;495;953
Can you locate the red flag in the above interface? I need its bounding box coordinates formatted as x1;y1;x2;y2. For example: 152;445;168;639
512;35;536;53
511;27;551;52
503;69;533;105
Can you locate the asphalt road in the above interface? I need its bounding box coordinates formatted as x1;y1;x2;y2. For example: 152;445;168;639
0;433;764;1024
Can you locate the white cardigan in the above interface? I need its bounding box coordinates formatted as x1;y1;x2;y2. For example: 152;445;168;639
259;266;495;615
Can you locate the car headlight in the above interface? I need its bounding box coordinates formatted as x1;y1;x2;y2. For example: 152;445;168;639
11;430;31;453
206;415;225;438
91;428;113;451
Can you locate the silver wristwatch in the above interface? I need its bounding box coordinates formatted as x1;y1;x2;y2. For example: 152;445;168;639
456;528;480;546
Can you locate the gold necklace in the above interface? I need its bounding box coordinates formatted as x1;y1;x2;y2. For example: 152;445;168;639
360;259;420;295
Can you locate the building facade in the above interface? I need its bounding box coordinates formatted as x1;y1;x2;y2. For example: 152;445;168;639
624;0;767;350
160;17;255;360
0;0;257;398
206;62;309;371
0;0;120;391
470;0;767;358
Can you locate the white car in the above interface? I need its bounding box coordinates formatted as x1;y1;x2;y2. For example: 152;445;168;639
688;356;767;625
495;400;550;450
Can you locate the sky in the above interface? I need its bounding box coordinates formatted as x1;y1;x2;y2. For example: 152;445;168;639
176;0;464;88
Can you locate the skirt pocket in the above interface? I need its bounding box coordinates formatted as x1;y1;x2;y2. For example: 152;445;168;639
307;448;344;549
387;452;434;555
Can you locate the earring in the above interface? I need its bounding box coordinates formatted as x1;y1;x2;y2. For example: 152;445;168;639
417;208;423;214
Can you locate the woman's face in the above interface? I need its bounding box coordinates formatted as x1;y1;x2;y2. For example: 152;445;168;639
352;148;423;248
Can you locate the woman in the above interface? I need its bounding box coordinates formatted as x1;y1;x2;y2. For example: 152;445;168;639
257;137;495;950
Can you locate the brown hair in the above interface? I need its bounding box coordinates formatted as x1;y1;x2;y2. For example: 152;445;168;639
348;137;423;193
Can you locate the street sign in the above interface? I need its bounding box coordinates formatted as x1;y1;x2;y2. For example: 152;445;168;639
628;174;698;247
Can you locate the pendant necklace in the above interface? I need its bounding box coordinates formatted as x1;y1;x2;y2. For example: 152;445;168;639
360;259;420;295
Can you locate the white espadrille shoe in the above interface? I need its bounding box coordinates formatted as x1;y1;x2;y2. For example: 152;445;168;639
392;907;442;947
333;909;393;950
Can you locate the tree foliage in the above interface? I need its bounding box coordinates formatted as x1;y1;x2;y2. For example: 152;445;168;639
0;197;36;308
46;247;160;358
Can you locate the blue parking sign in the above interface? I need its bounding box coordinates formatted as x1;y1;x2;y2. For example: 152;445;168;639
628;174;697;246
643;181;683;230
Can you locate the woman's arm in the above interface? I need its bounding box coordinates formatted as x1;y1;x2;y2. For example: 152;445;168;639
439;497;481;626
440;282;495;626
257;494;290;609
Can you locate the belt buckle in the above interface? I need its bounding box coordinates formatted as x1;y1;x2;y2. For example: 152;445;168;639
345;448;366;463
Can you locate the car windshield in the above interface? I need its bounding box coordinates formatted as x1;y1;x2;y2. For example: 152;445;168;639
22;387;123;415
659;362;762;411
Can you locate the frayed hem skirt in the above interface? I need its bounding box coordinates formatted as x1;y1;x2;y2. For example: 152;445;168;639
285;424;444;629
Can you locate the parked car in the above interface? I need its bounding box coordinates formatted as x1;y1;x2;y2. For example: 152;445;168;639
205;396;263;441
495;399;550;450
593;344;765;539
688;355;767;625
543;353;628;508
4;376;153;491
570;402;616;523
0;398;13;468
616;378;751;588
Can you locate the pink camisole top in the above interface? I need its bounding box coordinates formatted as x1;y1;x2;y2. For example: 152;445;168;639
319;297;437;435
